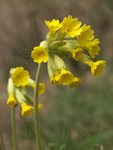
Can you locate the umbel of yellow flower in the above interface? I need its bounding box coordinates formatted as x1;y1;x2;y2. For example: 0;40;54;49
31;46;49;63
87;60;106;77
7;93;17;106
11;67;30;87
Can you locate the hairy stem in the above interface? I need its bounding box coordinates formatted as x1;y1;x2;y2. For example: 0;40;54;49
34;63;43;150
11;106;18;150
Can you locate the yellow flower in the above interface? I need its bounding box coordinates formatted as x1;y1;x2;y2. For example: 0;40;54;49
21;102;33;117
11;67;30;87
31;46;49;63
57;68;75;85
7;93;17;106
69;77;81;88
38;83;45;95
77;24;94;47
87;39;100;58
32;83;46;95
62;15;82;37
87;60;106;77
71;48;83;61
38;104;43;111
45;19;62;33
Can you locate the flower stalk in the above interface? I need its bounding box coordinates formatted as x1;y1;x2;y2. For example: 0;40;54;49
34;63;43;150
11;106;18;150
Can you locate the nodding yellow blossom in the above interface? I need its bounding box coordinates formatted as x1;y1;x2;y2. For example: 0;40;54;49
62;15;82;37
21;102;33;117
38;83;45;95
31;46;49;63
71;48;83;61
7;93;17;106
87;39;100;58
45;19;62;33
11;67;30;87
77;24;94;48
57;68;75;85
32;83;45;95
87;60;106;77
69;77;81;88
38;104;43;111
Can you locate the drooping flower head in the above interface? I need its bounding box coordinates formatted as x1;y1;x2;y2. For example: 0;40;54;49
31;46;49;63
11;67;30;87
87;60;106;77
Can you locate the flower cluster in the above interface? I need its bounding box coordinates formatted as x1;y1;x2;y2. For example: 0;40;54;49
7;67;45;117
31;15;106;86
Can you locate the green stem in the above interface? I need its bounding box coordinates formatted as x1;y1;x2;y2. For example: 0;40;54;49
11;106;18;150
34;63;43;150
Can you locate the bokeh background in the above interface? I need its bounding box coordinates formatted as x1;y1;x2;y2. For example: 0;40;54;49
0;0;113;149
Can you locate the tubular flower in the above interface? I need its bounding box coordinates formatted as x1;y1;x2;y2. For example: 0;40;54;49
31;46;49;63
62;15;82;37
87;60;106;77
57;68;75;85
38;104;43;111
71;48;83;61
32;83;46;95
21;102;33;117
11;67;30;87
69;77;81;88
87;39;100;58
45;19;62;33
7;93;17;106
38;83;45;95
61;15;82;37
77;24;94;48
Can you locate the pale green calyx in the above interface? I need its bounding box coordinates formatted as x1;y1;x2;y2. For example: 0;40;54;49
15;88;27;104
7;78;14;94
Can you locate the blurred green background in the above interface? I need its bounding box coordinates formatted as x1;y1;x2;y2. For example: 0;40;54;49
0;0;113;149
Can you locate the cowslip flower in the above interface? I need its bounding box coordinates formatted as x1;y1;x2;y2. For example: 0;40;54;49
56;68;75;85
77;24;94;48
7;93;17;106
21;102;33;117
87;38;100;58
31;46;49;63
87;60;106;77
11;67;30;87
45;19;61;34
71;48;83;61
38;104;43;111
69;77;81;88
33;83;45;95
61;15;82;37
